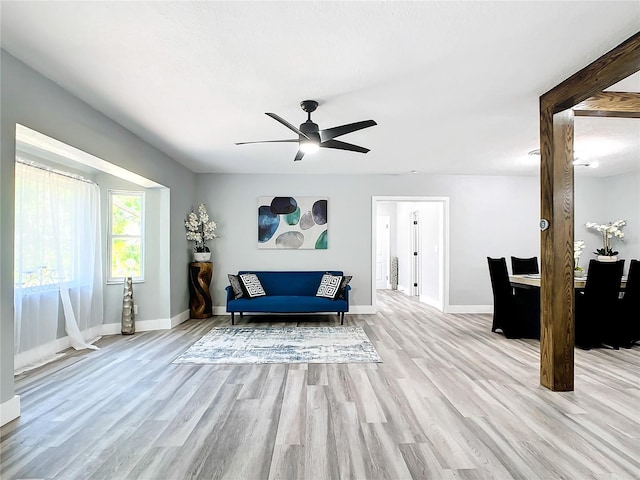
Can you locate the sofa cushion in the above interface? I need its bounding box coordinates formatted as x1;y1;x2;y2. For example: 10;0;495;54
316;273;343;299
336;275;352;300
228;295;348;313
239;273;266;298
227;274;245;299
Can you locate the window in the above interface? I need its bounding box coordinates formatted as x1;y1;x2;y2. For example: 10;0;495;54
108;190;144;282
14;160;99;291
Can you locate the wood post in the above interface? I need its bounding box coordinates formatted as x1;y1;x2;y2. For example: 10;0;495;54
538;32;639;391
539;109;575;391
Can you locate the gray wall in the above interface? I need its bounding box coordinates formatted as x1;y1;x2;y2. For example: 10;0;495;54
575;172;639;274
1;50;195;408
195;173;542;309
604;171;639;272
200;172;637;312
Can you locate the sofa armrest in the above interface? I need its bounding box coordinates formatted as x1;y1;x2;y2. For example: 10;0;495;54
225;285;234;303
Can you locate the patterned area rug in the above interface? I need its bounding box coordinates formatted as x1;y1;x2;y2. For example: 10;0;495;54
173;326;382;364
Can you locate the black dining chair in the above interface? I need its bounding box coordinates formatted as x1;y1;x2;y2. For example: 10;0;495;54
511;256;540;275
510;256;540;338
575;259;625;349
619;259;639;348
487;257;526;338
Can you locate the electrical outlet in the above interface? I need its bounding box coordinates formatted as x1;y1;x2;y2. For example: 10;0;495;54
134;304;138;315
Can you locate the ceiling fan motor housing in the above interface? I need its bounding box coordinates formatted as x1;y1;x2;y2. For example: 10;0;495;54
299;121;320;143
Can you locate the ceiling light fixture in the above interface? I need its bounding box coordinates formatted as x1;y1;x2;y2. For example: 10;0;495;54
528;148;589;164
299;140;319;154
573;160;599;168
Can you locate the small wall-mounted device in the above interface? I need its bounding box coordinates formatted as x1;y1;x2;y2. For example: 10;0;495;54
540;219;550;231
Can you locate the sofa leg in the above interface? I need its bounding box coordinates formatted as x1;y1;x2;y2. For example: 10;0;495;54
340;312;344;325
231;312;235;325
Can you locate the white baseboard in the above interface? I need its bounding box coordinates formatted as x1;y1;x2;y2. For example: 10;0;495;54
213;306;227;316
101;319;170;334
420;295;443;312
14;336;72;372
349;305;376;315
445;305;493;314
1;395;21;426
102;310;190;334
171;309;190;328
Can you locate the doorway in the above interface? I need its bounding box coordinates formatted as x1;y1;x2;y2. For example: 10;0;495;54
410;209;421;297
371;196;449;312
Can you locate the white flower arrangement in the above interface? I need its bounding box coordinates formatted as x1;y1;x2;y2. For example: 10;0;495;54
574;240;586;271
185;204;218;252
585;220;626;257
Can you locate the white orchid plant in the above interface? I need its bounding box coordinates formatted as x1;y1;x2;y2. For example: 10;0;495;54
585;220;626;257
574;240;586;271
185;204;218;252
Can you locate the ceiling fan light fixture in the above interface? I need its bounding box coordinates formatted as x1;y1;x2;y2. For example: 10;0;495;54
300;140;319;154
237;100;376;161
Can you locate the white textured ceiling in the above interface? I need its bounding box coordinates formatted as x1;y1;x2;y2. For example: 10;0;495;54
1;1;638;177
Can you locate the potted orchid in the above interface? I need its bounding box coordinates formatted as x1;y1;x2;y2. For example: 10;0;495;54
185;204;218;261
574;240;586;277
585;220;626;262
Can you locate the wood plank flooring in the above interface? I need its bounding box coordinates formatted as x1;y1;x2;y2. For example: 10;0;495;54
1;290;639;479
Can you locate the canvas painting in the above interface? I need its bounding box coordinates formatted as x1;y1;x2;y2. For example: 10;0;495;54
258;196;328;249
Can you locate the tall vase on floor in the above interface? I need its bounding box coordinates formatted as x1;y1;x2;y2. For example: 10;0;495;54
121;277;135;335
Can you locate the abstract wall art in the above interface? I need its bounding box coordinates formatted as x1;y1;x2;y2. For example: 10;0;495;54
258;196;328;249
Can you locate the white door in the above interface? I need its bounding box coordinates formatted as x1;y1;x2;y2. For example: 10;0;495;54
376;216;390;289
410;210;421;296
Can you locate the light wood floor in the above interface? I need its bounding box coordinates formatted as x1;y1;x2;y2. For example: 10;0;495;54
1;290;639;480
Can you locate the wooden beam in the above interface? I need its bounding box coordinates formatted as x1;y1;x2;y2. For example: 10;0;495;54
538;32;639;392
541;32;640;113
539;109;575;392
573;91;640;118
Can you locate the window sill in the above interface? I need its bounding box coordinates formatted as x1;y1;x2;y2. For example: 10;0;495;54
107;278;145;285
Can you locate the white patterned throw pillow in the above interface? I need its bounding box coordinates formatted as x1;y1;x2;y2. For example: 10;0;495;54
316;273;343;299
239;273;266;298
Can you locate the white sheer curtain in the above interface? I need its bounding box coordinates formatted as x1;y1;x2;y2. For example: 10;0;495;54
14;160;104;372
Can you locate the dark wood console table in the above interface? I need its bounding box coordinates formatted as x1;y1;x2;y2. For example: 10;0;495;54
189;262;213;319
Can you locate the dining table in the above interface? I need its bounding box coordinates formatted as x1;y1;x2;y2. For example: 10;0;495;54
509;274;628;290
509;273;629;344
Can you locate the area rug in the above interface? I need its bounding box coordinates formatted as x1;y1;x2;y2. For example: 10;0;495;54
173;326;382;365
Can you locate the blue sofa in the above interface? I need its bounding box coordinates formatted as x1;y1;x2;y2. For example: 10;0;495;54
226;271;350;325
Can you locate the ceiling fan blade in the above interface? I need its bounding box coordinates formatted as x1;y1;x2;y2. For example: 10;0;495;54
294;150;305;162
266;113;310;140
320;120;377;142
320;139;370;154
235;139;298;145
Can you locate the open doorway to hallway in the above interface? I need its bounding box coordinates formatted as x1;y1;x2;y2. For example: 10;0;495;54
371;196;449;312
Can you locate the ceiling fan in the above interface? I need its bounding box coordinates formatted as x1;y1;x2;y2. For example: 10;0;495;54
235;100;377;162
